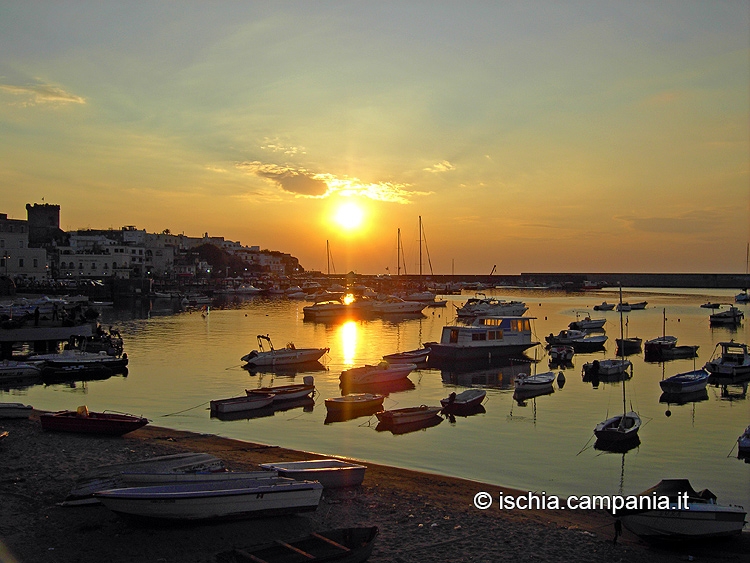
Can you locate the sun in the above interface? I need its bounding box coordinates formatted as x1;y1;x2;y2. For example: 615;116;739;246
333;201;364;231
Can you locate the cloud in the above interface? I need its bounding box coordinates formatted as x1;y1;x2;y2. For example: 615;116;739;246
0;82;86;106
424;160;455;173
260;138;306;156
617;209;722;235
236;160;430;203
236;162;329;197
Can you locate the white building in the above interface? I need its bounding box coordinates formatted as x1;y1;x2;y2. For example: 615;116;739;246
0;213;49;280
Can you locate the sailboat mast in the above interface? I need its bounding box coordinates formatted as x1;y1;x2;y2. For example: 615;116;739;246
397;229;401;277
418;215;423;278
326;240;330;277
619;284;626;413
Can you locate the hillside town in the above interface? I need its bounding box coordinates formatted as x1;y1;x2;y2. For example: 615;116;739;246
0;203;303;298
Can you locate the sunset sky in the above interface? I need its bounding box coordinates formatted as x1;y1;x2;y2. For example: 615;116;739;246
1;2;748;275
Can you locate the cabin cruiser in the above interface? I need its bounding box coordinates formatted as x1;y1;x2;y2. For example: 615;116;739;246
425;316;538;362
455;296;528;319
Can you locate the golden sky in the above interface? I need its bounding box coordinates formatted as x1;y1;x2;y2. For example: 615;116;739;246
1;2;748;274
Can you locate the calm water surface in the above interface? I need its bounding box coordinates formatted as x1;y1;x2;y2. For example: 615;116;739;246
4;288;749;511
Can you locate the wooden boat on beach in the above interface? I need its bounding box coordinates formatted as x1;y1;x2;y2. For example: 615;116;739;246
259;459;367;489
39;407;148;436
94;478;323;521
215;527;379;563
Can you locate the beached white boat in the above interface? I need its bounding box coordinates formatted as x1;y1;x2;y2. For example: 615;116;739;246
240;334;328;367
382;347;429;364
210;393;275;414
119;470;277;487
659;369;710;394
0;402;33;419
440;388;486;410
426;316;538;362
246;376;315;402
703;340;750;381
375;405;442;425
619;479;747;539
94;478;324;521
259;459;367;489
339;362;416;385
63;452;227;505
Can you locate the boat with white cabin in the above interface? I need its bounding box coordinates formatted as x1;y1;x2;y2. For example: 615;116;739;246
426;316;538;362
703;341;750;380
709;305;744;325
371;296;426;315
455;295;528;319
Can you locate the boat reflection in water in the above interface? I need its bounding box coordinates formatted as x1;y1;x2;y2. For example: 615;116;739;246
210;397;314;422
439;358;535;390
242;361;327;377
339;377;416;397
582;369;632;389
513;385;554;406
594;434;641;454
375;414;443;435
659;389;709;407
443;404;486;424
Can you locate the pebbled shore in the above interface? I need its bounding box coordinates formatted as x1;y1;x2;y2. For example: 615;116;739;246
0;413;747;563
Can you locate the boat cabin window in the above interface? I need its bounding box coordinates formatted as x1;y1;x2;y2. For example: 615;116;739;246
510;319;531;332
449;329;460;343
471;332;487;341
479;318;503;327
487;330;503;340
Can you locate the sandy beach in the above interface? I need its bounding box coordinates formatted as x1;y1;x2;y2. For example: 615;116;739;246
0;413;747;563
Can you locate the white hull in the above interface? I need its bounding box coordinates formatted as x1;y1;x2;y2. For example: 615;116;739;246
247;383;315;402
259;459;366;489
95;479;323;521
241;348;327;366
621;503;746;539
514;371;556;390
376;406;442;425
0;361;42;380
120;471;276;487
210;394;275;414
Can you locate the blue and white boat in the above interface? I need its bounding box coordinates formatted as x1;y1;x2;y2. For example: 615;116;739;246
659;369;710;394
425;316;538;362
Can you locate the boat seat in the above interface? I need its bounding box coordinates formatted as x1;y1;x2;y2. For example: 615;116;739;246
310;532;351;552
274;540;315;559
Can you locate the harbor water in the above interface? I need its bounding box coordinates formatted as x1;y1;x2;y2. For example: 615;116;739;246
3;287;749;512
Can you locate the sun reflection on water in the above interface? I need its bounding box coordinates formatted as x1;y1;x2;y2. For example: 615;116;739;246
339;320;358;365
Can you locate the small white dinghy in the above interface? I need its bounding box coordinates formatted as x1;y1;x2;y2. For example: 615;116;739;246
259;459;367;489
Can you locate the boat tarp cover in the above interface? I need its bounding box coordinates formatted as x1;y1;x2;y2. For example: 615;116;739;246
639;479;716;502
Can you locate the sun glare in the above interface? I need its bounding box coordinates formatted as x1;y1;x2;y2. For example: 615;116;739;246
334;202;364;230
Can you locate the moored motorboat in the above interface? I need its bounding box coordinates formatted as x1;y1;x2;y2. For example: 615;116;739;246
94;478;323;521
618;479;747;539
568;315;606;331
709;305;744;325
455;296;528;319
339;362;416;385
514;371;556;390
29;349;128;373
548;344;574;364
703;340;750;381
247;376;315;402
40;407;148;436
545;329;607;351
215;527;379;563
0;359;43;382
240;334;328;367
593;301;615;311
259;459;367;489
582;359;632;378
659;369;710;394
375;405;442;425
371;296;426;315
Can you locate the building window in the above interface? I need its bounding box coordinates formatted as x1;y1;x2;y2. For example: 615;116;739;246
18;258;23;267
79;263;83;269
92;263;97;269
18;240;23;248
103;263;108;269
33;259;38;268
